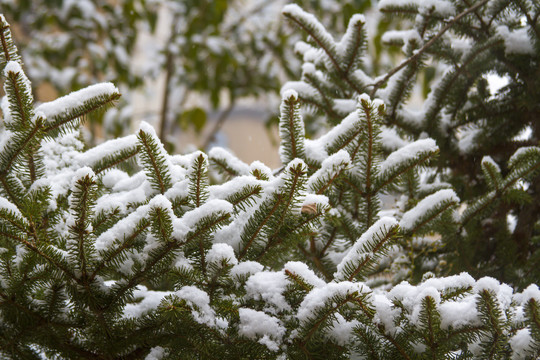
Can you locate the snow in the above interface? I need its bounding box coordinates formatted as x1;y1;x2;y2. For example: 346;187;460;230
231;261;264;282
439;297;479;329
0;195;24;220
335;217;398;280
3;61;25;77
145;347;167;360
400;189;459;231
238;308;285;351
496;26;534;55
123;285;171;318
515;284;540;304
332;99;357;115
101;169;129;189
174;286;216;327
245;270;291;312
473;276;501;294
281;89;298;101
457;125;482;154
486;73;510;97
212;220;244;250
138;121;172;172
294;40;315;58
301;62;316;76
328;313;359;346
510;328;533;359
474;276;514;309
3;61;33;124
70;166;95;188
0;96;11;124
378;0;456;16
481;156;499;172
206;243;238;265
282;4;335;48
164;179;189;201
382;30;421;45
310;111;360;155
95;175;151;215
208;147;250;176
95;198;154;251
36;82;119;121
173;199;232;239
265;158;306;195
358;93;371;104
297;282;371;323
379;126;410;151
389;273;479;329
304;139;329;164
336;13;365;58
280;81;319;102
0;129;13;157
284;261;326;288
77;135;137;168
250;161;274;180
509;146;540;168
372;293;399;333
378;138;438;176
307;150;350;193
382;30;422;52
209;176;261;201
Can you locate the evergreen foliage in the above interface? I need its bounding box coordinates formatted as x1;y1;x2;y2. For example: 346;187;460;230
282;0;540;289
1;4;540;359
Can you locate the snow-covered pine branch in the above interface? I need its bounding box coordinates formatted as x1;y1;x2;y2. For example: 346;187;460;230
1;4;540;358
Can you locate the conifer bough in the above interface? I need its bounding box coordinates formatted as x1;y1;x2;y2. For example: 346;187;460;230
1;6;540;359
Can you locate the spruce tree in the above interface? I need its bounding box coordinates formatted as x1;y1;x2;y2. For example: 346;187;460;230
1;4;540;360
282;0;540;289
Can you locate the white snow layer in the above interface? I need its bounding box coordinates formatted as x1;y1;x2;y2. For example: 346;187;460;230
335;217;398;280
0;196;24;220
496;26;535;55
208;147;250;175
116;268;536;355
284;261;326;288
509;146;540;168
36;82;119;121
378;0;456;16
123;285;171;318
174;199;232;238
245;270;291;313
206;243;238;265
378;138;438;176
297;282;371;324
231;261;264;283
77;135;137;168
95;195;174;251
307;150;350;192
510;328;533;359
238;308;285;351
481;156;500;172
282;4;335;48
400;189;459;231
145;346;167;360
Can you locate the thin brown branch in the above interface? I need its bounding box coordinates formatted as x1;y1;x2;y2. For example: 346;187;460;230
203;102;235;150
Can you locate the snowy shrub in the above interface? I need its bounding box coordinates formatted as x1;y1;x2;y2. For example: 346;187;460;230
1;1;540;358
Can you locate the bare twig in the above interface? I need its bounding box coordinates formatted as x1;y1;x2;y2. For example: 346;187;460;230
203;102;235;149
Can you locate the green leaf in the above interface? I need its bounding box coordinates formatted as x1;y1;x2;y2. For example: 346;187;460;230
179;107;207;134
